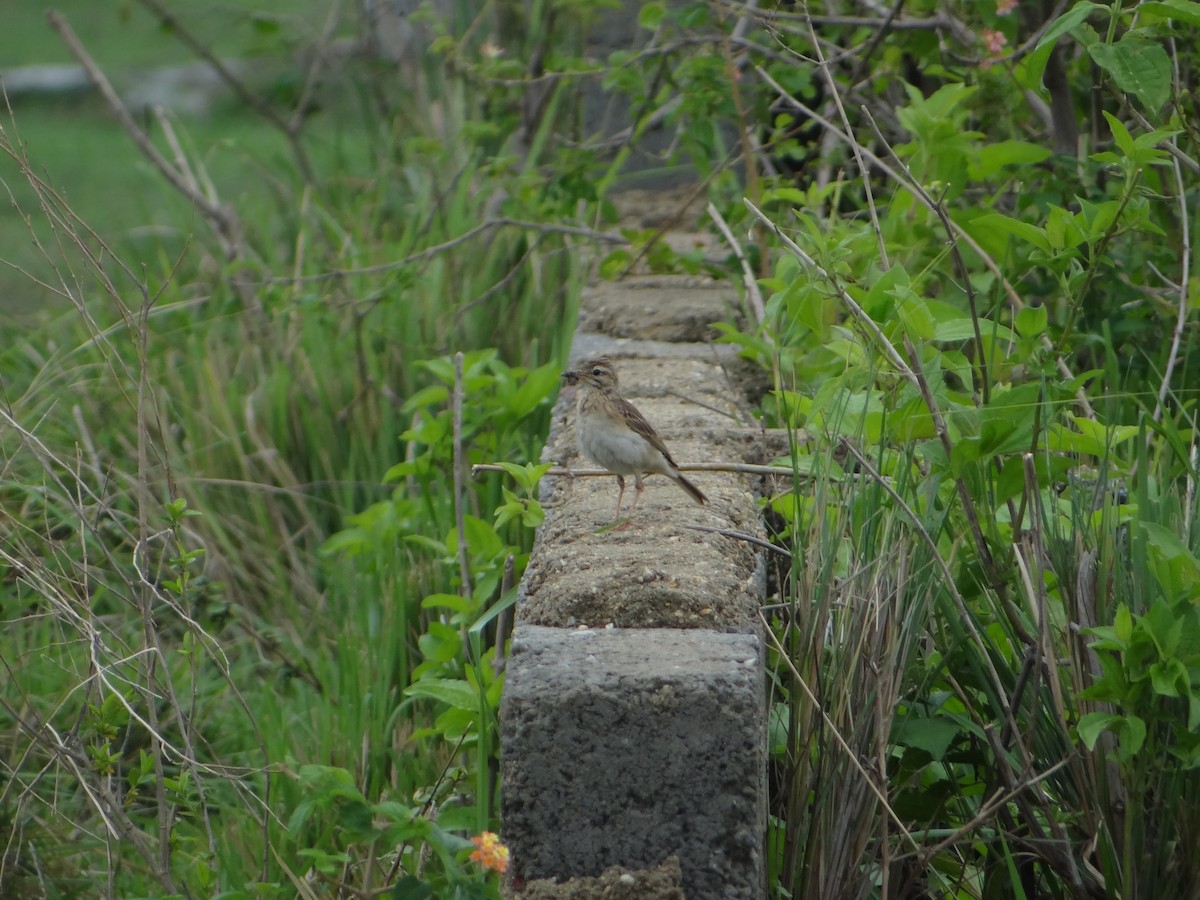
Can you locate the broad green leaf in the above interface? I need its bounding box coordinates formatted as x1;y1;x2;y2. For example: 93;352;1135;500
978;383;1042;455
1102;110;1136;158
762;186;810;205
1077;198;1123;242
421;593;476;614
896;294;936;340
974;213;1052;253
1150;658;1188;697
404;533;451;556
599;249;632;279
865;262;912;319
1139;522;1200;596
1047;418;1137;456
1077;711;1121;750
893;715;961;760
971;140;1053;180
1045;205;1086;251
1089;37;1171;111
494;461;554;492
446;514;505;561
434;706;477;742
1115;603;1134;643
1013;39;1056;94
638;1;665;28
933;318;1018;344
1015;305;1048;338
1036;1;1103;50
401;384;449;413
1119;714;1147;756
1071;415;1139;448
1138;0;1200;26
508;363;561;418
406;677;479;711
1140;521;1197;564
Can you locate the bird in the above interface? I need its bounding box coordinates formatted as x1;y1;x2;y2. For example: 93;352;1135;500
562;357;707;521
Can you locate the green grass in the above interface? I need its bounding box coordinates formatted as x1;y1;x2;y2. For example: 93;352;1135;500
0;5;582;894
0;1;335;68
0;0;365;322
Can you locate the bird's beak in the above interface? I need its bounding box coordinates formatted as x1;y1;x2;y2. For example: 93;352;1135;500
562;369;579;386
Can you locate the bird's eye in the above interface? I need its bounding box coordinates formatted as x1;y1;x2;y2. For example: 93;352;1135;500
591;367;603;376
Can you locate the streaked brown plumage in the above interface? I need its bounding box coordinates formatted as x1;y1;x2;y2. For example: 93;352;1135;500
562;357;706;520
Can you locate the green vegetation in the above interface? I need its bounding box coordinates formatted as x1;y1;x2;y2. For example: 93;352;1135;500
2;0;1199;898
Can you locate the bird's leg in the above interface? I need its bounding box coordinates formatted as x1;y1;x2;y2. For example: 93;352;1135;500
614;474;626;520
629;474;646;515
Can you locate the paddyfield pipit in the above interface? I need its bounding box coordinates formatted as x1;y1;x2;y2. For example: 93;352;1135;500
563;357;707;520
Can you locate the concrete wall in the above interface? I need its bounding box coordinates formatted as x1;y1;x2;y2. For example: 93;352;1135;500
501;277;769;898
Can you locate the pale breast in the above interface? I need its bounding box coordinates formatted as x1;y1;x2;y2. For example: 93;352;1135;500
577;394;668;476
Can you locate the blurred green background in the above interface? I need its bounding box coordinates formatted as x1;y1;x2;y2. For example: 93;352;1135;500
1;1;352;320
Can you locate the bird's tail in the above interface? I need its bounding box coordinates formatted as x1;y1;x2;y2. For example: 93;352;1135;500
672;472;707;505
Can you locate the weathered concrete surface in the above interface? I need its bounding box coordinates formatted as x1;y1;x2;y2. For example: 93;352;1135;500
522;353;764;632
580;277;739;343
501;626;765;899
519;856;685;899
502;272;769;899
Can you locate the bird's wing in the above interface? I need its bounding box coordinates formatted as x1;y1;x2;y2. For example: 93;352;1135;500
616;396;680;469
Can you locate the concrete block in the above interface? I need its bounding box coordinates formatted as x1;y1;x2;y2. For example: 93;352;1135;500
521;352;765;632
501;625;766;899
580;277;742;343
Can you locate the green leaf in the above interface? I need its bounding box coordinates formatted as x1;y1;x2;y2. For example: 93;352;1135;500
1150;658;1188;697
1045;205;1086;251
1071;415;1140;449
404;534;450;556
599;249;632;279
446;514;505;562
896;294;936;340
1115;603;1134;643
1102;110;1136;159
1139;0;1200;25
405;677;479;711
933;318;1018;344
638;1;665;28
1015;305;1048;338
507;363;561;418
978;383;1042;455
1047;418;1138;456
1119;715;1147;756
1077;711;1121;750
971;140;1053;180
421;593;476;614
494;461;554;492
1089;36;1171;111
1036;1;1103;50
251;15;282;35
434;706;478;742
974;213;1052;253
401;384;450;413
893;715;961;760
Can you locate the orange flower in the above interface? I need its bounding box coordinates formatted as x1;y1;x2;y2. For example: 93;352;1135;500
996;0;1017;15
470;831;510;874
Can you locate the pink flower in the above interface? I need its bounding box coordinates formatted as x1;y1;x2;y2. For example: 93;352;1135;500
981;28;1008;54
979;27;1008;68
